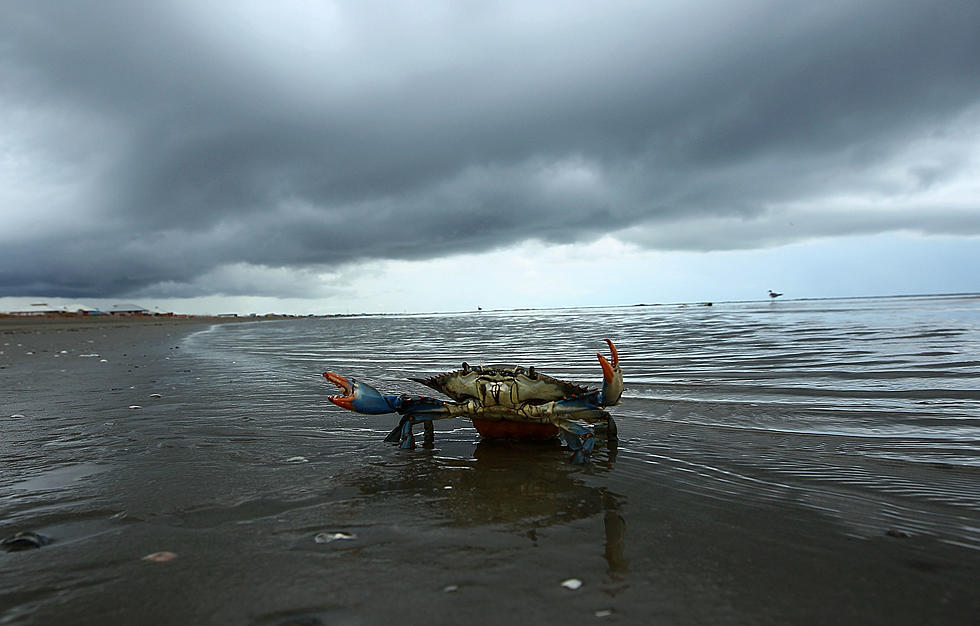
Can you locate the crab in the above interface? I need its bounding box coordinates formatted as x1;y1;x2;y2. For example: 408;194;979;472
322;339;623;463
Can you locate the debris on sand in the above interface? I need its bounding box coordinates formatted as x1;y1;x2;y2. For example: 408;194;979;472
2;531;51;552
314;532;356;544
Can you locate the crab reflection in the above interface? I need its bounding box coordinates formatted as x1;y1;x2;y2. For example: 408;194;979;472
353;436;628;575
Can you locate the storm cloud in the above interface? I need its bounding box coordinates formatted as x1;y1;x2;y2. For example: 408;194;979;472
2;0;979;299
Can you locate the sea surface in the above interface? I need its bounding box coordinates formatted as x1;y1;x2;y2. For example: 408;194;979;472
2;294;979;624
186;294;980;541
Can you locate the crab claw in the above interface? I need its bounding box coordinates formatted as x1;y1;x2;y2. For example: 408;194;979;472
597;339;623;406
322;372;395;414
323;372;355;410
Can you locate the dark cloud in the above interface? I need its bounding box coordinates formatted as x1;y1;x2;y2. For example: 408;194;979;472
2;1;979;298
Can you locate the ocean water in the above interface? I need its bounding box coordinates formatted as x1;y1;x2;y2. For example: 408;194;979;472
183;294;980;545
2;294;979;624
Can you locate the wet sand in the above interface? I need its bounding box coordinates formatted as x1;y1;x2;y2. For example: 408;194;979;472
2;317;979;625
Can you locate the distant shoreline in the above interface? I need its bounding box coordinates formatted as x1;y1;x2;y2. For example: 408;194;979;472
1;291;976;323
0;313;293;334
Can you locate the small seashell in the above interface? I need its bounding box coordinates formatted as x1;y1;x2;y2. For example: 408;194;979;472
443;485;453;490
142;551;178;562
561;578;583;590
128;405;142;410
10;414;26;419
99;359;108;362
314;532;356;544
286;456;308;463
442;584;459;593
595;609;613;617
149;393;163;398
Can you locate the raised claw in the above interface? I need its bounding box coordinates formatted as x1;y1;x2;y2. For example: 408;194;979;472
596;338;623;406
597;338;618;381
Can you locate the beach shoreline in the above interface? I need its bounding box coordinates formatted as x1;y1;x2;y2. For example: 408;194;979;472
0;313;288;335
2;311;979;625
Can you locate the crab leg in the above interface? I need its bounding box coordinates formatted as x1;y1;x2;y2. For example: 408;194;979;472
325;372;454;448
381;398;457;449
558;420;596;464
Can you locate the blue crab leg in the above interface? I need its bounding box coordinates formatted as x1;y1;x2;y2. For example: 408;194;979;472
397;417;416;449
386;411;456;449
324;373;448;448
558;420;596;464
384;416;410;443
523;396;608;422
382;396;458;448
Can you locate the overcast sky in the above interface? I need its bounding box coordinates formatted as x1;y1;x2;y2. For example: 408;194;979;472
2;1;979;314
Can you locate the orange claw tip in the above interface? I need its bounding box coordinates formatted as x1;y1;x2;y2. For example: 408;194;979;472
323;372;352;394
598;352;615;383
603;338;619;365
328;395;355;411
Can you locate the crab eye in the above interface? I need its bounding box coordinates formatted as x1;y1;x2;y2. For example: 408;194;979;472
528;366;536;379
461;362;470;373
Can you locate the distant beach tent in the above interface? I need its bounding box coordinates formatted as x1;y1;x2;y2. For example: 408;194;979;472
108;303;151;316
768;290;783;300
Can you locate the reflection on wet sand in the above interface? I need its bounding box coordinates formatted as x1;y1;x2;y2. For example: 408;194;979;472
353;435;629;576
602;489;629;575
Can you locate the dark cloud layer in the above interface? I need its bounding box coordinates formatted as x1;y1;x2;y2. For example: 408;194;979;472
2;1;979;297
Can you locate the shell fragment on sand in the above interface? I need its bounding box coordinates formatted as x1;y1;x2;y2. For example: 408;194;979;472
314;532;356;544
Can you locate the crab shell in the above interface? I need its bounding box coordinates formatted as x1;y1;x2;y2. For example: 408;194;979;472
411;364;597;440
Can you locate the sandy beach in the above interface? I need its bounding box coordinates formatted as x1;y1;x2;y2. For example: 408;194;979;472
2;306;979;625
0;313;279;333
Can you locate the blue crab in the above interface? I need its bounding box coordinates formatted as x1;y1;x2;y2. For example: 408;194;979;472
322;339;623;463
